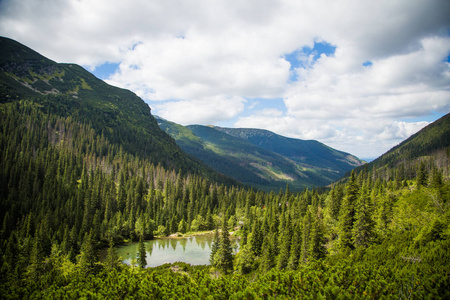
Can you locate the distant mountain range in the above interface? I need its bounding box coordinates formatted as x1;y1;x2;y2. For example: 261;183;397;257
156;117;364;191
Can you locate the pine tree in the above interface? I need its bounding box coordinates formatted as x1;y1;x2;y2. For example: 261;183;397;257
241;224;248;247
309;208;326;260
214;214;233;274
137;236;147;268
210;227;220;266
105;238;120;270
328;185;343;220
375;192;394;239
300;209;312;263
287;221;302;270
78;230;98;273
206;211;215;230
277;216;291;270
28;235;45;280
352;183;374;248
416;161;428;187
260;233;276;272
249;219;263;257
235;243;255;274
430;167;443;188
338;171;359;250
178;219;187;233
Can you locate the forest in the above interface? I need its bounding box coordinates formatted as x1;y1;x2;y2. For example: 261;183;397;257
1;99;449;298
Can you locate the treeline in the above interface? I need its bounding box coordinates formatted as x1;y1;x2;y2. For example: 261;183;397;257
0;100;449;298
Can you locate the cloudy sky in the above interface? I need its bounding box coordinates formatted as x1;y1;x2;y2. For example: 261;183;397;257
1;0;449;159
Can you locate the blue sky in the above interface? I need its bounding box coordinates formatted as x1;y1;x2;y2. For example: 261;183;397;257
93;62;120;80
1;0;449;159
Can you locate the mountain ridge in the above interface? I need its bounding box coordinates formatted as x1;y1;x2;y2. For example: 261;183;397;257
213;126;363;170
156;116;364;191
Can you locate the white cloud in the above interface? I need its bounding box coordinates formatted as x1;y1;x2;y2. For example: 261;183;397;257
154;96;246;126
0;0;449;158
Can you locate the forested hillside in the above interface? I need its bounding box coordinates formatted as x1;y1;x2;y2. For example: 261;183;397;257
351;112;450;181
0;36;233;184
157;117;364;191
1;37;449;299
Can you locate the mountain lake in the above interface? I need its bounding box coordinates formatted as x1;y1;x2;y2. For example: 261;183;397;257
106;233;240;268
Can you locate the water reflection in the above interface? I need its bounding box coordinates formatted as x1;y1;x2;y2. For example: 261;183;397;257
114;233;239;268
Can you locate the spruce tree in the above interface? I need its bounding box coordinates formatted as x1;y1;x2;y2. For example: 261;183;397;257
287;221;302;270
338;171;359;250
416;161;428;187
79;230;98;273
249;219;263;257
260;234;276;272
214;214;233;274
352;183;374;248
137;236;147;268
29;235;45;280
241;224;248;247
309;208;326;260
300;209;312;263
235;243;255;274
105;238;120;270
210;227;220;266
277;217;291;270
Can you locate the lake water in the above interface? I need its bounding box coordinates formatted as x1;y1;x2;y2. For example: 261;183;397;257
113;233;239;268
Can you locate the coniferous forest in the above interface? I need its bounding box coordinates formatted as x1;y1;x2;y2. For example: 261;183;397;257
1;37;450;299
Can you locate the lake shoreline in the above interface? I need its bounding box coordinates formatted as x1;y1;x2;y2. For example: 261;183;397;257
156;229;239;240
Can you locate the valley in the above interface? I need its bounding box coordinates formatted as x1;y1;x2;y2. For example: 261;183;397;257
0;36;449;299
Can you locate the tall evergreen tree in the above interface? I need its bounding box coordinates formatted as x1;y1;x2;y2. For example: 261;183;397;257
137;236;147;268
260;234;276;272
352;183;374;248
277;215;291;270
309;208;326;260
249;219;263;257
241;224;248;247
235;243;255;275
416;161;428;187
287;221;302;270
78;230;98;273
214;214;233;274
210;227;220;266
338;171;359;250
105;238;120;270
300;209;312;263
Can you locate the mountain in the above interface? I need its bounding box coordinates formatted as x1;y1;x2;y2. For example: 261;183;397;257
156;117;364;191
214;127;363;173
0;36;234;184
354;112;450;179
156;118;268;187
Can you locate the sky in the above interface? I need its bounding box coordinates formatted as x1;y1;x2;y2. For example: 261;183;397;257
1;0;449;160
